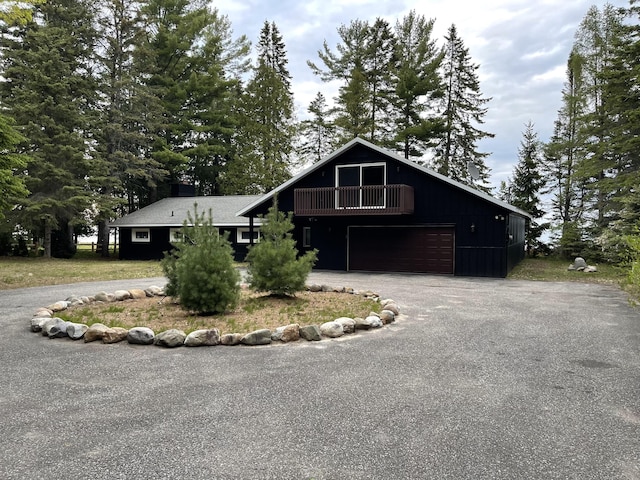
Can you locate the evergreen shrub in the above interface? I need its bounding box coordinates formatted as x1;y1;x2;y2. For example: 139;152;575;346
161;205;240;314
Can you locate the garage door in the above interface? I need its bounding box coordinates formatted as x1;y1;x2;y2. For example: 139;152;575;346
348;226;454;274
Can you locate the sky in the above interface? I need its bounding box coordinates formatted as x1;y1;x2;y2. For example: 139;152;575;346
213;0;628;190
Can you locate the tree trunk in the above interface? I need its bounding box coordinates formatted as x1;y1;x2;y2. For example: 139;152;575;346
43;222;52;258
98;219;110;258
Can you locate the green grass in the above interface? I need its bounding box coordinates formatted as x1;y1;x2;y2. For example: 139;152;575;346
508;256;627;286
0;254;164;290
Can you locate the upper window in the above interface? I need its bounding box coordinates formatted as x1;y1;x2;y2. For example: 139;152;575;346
336;163;386;208
131;228;150;243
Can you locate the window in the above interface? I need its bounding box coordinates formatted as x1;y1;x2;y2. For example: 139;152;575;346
336;163;386;208
132;228;150;243
237;228;260;244
169;228;183;243
303;226;311;248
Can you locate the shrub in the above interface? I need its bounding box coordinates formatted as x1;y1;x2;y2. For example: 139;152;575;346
246;200;317;296
161;205;240;314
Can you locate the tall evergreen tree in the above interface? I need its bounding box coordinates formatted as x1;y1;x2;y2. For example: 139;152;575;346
308;18;395;144
0;115;28;220
544;51;589;258
434;24;493;192
298;92;335;163
0;0;99;257
138;0;216;202
572;5;623;237
509;122;548;255
226;21;294;194
388;11;444;160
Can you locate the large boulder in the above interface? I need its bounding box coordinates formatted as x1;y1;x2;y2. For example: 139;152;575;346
103;327;129;344
220;333;244;346
144;286;164;297
127;327;155;345
381;303;399;316
320;321;344;338
66;323;88;340
299;325;321;341
184;329;220;347
272;324;300;343
47;320;71;339
114;290;131;301
154;329;186;348
334;317;356;334
379;310;395;325
128;289;147;300
41;317;66;337
30;317;48;332
84;323;110;343
241;329;272;346
46;301;69;313
94;292;110;302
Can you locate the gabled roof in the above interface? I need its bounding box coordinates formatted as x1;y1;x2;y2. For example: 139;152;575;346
109;195;263;228
237;137;531;219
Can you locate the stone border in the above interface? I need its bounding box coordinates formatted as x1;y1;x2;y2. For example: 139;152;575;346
28;283;401;348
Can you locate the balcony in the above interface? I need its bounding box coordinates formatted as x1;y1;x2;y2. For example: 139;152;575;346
294;184;414;216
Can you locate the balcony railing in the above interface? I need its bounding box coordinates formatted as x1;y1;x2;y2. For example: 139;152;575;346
294;184;414;216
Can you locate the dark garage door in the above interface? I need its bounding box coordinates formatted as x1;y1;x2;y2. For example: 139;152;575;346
348;226;454;274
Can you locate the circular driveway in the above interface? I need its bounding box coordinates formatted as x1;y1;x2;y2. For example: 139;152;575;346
1;272;639;479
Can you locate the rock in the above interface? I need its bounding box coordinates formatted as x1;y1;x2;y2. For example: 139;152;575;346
184;329;220;347
321;285;333;292
220;333;244;346
30;317;47;332
320;321;344;338
41;317;66;337
334;317;356;334
66;296;84;307
94;292;110;302
382;303;399;315
154;329;186;348
84;323;110;343
355;316;382;330
103;327;129;344
66;322;88;340
145;286;164;297
380;298;395;307
574;257;587;269
114;290;131;301
80;296;91;304
46;301;69;312
128;289;147;300
379;310;395;324
241;329;272;346
33;308;52;318
272;324;300;343
47;320;71;339
308;284;322;292
344;287;355;294
299;325;321;341
584;265;598;273
127;327;155;345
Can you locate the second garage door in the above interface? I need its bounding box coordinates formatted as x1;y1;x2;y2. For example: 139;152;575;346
348;226;454;274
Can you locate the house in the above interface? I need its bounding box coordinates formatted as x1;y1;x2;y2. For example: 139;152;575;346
237;138;530;278
109;193;262;261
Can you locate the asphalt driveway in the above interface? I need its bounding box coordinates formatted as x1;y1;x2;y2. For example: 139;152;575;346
0;272;638;479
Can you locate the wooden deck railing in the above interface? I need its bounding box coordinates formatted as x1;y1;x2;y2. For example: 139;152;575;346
294;184;414;216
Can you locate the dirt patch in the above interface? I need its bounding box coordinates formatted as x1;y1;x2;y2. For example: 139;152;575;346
60;288;381;335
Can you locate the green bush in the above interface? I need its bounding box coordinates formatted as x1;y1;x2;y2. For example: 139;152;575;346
246;200;317;296
162;205;240;314
624;234;640;289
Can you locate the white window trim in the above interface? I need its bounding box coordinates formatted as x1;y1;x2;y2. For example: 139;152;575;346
335;162;387;209
169;228;183;243
131;228;151;243
237;227;260;244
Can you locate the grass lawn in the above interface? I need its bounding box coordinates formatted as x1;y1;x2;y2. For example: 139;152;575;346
507;256;627;285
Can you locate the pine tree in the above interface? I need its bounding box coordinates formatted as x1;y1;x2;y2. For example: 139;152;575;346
298;92;335;163
307;18;395;145
509;122;548;255
388;11;444;160
227;21;295;194
0;115;28;220
162;205;240;314
434;24;493;192
0;0;99;257
246;199;317;296
543;51;589;258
